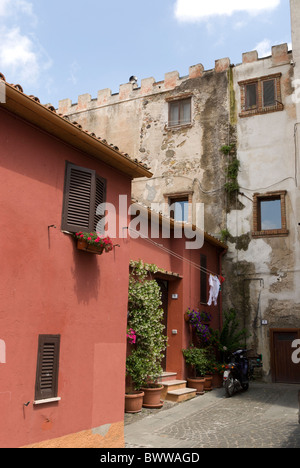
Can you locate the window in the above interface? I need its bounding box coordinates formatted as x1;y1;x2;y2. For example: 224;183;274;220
168;196;190;222
239;73;283;117
61;162;106;233
168;97;191;127
252;191;288;238
35;335;60;401
200;255;207;304
171;198;189;222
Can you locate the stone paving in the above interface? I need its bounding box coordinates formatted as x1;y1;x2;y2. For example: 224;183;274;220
124;382;300;448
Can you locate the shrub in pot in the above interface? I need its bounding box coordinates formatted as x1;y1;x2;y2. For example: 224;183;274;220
182;345;211;394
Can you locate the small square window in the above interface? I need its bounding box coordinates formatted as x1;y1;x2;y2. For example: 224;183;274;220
168;98;191;127
239;74;282;117
259;197;282;230
252;191;288;238
169;197;189;222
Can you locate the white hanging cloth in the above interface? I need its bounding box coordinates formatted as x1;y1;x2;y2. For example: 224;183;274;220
207;274;221;306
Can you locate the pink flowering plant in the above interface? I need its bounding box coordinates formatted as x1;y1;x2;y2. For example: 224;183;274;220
126;328;136;345
74;231;114;252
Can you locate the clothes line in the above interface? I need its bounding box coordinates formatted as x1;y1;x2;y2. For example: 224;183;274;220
128;227;223;278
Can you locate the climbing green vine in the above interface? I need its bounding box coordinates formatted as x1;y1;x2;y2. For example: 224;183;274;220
126;260;168;390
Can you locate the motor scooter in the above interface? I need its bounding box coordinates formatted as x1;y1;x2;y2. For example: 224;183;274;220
223;349;250;398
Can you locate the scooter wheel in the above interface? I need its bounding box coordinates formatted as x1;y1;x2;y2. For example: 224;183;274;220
225;373;235;398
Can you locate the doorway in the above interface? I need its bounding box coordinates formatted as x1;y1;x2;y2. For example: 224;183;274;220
156;279;168;371
270;329;300;383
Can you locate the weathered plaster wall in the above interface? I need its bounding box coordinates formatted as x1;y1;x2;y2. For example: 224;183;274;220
222;42;300;379
59;60;231;235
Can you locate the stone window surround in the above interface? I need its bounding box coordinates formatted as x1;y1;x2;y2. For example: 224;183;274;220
238;73;283;118
252;190;289;238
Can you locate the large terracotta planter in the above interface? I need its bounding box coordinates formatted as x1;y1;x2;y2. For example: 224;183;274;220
212;373;223;389
125;391;144;413
204;375;213;391
187;377;205;395
141;385;164;409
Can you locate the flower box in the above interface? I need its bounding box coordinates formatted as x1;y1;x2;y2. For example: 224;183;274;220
74;232;114;255
76;239;105;255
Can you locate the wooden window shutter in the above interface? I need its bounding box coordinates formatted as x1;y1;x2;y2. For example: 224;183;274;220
200;255;207;304
93;175;107;233
35;335;60;401
61;163;107;233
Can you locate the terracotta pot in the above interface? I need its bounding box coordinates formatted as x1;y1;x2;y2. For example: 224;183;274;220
212;373;223;389
187;377;205;395
76;239;105;255
204;375;213;391
125;391;144;413
141;385;164;409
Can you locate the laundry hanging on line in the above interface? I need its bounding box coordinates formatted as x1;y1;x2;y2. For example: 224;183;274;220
207;274;221;306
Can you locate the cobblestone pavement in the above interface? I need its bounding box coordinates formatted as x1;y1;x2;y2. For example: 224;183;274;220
124;382;300;448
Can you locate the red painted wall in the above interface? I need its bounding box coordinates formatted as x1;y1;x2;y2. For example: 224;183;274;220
130;217;224;380
0;108;131;447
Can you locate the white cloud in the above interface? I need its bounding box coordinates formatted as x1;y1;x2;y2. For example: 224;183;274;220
255;38;292;57
174;0;281;22
0;0;51;87
255;38;273;57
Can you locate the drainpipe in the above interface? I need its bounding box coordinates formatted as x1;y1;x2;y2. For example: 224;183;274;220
218;248;227;330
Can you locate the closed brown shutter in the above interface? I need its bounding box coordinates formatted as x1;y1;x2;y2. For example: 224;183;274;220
93;175;107;233
61;163;107;233
200;255;207;304
35;335;60;401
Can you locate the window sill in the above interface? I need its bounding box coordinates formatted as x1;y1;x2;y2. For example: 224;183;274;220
252;229;289;238
239;104;284;118
165;123;193;131
33;397;61;405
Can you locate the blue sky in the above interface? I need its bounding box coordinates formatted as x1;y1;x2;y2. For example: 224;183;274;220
0;0;292;107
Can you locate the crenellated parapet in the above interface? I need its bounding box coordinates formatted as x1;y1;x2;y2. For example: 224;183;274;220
241;43;291;66
58;44;292;116
58;58;230;115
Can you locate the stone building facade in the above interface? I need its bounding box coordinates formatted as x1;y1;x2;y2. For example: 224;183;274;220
58;0;300;382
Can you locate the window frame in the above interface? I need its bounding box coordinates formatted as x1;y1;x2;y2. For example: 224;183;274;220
61;162;107;233
252;191;288;238
239;73;283;118
167;95;192;128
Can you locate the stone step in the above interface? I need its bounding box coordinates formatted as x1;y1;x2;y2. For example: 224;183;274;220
165;387;197;403
158;372;177;382
161;380;187;400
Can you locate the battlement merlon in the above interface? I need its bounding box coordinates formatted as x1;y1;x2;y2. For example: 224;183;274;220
58;44;291;115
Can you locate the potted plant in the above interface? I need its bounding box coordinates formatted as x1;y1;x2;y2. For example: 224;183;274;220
126;260;168;408
74;231;114;255
211;362;226;389
182;345;211;395
184;308;212;347
125;328;145;413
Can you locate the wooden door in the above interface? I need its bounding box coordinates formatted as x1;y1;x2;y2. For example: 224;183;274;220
156;279;168;371
271;329;300;384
